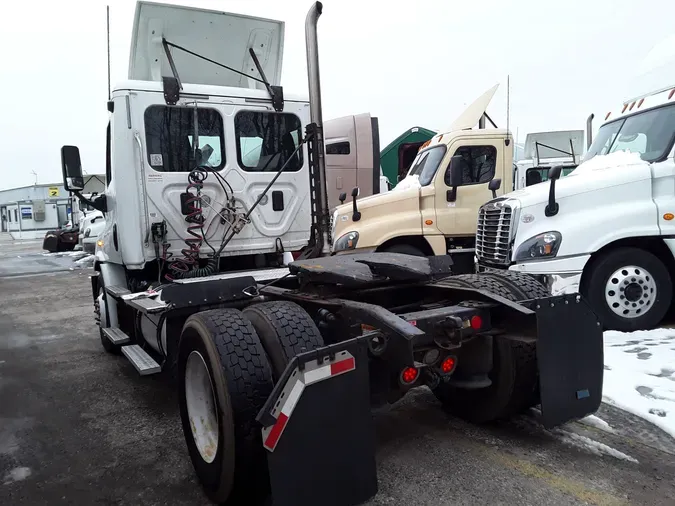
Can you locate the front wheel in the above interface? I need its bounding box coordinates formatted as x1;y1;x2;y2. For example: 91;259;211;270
178;309;274;505
583;247;671;331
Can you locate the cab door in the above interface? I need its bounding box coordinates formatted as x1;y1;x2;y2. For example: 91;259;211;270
434;136;509;237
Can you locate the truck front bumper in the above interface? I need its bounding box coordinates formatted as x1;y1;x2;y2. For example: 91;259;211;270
507;254;591;295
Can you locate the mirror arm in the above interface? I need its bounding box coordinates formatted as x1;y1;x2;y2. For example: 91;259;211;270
544;180;559;217
73;191;107;213
352;196;361;221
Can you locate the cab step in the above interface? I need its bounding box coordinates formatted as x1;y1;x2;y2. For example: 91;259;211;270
105;285;131;298
102;327;131;345
121;345;161;375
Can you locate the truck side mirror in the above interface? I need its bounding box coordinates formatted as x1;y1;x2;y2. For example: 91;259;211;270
351;187;361;221
545;165;562;217
339;192;347;204
61;145;85;192
446;155;466;202
488;178;501;198
549;165;562;181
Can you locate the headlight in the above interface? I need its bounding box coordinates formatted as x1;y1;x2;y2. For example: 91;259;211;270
333;231;359;252
514;231;561;261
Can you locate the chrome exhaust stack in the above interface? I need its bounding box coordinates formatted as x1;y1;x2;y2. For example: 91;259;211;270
586;113;594;150
305;1;330;250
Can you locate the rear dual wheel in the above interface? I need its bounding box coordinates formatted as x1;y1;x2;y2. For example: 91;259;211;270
178;303;324;505
178;309;274;505
432;271;547;422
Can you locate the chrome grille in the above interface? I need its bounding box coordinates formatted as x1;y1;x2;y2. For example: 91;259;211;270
476;201;513;265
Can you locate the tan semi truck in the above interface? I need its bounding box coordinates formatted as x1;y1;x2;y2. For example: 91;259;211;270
331;84;511;273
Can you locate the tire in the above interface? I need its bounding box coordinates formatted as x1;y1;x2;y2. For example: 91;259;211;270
434;338;538;423
178;309;274;505
583;247;671;331
381;243;425;257
95;275;120;354
432;272;539;422
243;301;325;380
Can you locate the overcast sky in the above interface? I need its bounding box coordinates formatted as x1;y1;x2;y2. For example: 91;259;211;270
1;0;674;190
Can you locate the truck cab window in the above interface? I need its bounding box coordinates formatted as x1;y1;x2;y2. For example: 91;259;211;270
235;111;303;172
407;145;446;186
585;104;675;163
446;145;497;185
144;106;225;172
326;141;350;154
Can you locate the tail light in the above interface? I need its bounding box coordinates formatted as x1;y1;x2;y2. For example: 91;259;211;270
292;251;303;260
400;367;419;385
470;315;483;330
440;356;457;375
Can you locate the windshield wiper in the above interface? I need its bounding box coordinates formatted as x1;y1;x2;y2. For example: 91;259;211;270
160;39;284;111
247;47;284;112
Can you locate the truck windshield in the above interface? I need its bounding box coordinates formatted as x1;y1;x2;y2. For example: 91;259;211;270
585;104;675;163
407;145;446;186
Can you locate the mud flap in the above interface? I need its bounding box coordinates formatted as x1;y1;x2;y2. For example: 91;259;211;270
256;337;378;506
535;294;604;428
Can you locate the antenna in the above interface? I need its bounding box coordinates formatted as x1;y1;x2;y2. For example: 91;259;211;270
31;170;38;185
106;5;111;100
506;75;510;137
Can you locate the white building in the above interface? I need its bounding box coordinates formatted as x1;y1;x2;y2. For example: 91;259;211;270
0;175;106;240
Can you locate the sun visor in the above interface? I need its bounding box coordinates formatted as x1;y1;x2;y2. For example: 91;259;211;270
128;1;284;89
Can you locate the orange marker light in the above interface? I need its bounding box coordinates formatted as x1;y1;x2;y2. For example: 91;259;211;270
664;213;674;221
669;88;675;100
425;219;433;226
605;111;612;120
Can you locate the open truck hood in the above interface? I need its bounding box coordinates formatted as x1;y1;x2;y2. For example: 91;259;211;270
449;84;499;131
129;1;284;88
523;130;584;165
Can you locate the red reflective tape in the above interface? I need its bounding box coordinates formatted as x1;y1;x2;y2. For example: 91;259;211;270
330;357;355;376
263;412;288;451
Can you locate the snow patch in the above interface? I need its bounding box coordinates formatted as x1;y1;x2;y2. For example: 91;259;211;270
74;254;95;268
554;431;638;464
574;150;645;175
3;466;31;484
603;328;675;438
393;174;420;191
578;415;616;434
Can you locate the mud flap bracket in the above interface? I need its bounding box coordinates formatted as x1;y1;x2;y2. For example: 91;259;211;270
535;294;604;428
257;337;377;506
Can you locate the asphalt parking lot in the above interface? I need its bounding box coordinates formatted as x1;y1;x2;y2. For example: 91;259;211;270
2;238;675;505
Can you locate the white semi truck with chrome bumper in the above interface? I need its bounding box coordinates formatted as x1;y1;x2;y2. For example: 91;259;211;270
476;83;675;332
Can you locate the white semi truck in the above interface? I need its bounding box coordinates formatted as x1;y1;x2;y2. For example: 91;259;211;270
60;2;604;505
512;129;583;190
476;84;675;332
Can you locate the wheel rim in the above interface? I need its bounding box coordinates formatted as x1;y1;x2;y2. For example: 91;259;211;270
605;265;657;319
185;351;219;464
